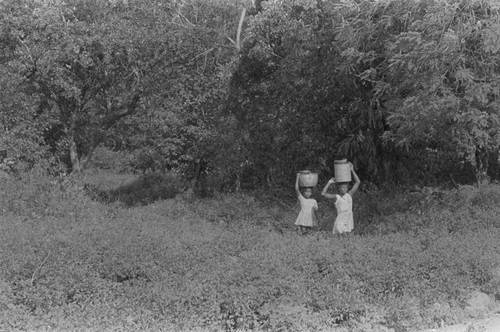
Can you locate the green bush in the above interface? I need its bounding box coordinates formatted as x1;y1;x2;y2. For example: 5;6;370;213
108;172;184;206
89;146;136;173
80;171;185;206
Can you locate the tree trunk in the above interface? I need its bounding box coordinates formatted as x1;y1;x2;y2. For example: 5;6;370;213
236;8;246;51
68;109;84;188
475;146;490;185
69;140;82;174
69;139;85;187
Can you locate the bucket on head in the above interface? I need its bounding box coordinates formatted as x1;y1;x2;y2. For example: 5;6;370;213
334;161;351;182
299;170;318;187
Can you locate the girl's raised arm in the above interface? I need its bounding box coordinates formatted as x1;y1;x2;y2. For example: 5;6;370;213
321;178;337;200
295;173;302;197
348;164;361;196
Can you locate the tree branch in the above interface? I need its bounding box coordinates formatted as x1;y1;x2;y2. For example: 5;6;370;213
31;250;51;287
103;93;141;130
79;93;142;168
236;7;246;51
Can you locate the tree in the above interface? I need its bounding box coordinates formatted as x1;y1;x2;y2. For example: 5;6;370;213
101;0;250;192
1;0;202;178
229;0;500;187
0;1;54;171
227;0;380;186
338;0;500;183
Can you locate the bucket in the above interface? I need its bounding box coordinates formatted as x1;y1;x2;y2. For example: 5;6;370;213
334;161;351;182
299;170;318;187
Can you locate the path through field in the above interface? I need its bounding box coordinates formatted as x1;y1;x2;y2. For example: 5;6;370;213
419;314;500;332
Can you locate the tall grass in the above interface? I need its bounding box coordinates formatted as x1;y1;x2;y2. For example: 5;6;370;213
1;172;499;332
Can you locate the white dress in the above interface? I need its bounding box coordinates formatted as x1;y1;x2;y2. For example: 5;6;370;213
333;193;354;234
295;195;318;227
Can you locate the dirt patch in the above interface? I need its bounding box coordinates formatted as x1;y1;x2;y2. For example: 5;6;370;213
419;313;500;332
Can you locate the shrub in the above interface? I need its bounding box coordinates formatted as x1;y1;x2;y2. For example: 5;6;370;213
89;146;136;173
80;171;185;206
108;172;184;206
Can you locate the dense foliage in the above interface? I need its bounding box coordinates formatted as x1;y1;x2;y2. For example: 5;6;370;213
1;0;500;190
3;2;500;330
231;0;500;186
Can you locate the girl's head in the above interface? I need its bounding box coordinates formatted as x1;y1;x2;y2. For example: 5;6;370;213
336;182;350;195
302;187;313;198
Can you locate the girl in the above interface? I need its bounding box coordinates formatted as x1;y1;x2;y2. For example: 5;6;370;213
321;163;360;235
295;173;319;234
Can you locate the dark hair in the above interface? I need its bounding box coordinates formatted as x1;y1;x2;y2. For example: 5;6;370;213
300;187;314;195
336;182;350;187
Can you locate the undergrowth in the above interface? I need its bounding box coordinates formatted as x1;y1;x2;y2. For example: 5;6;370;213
0;172;499;332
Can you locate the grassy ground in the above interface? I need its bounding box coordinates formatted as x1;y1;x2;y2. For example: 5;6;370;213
1;170;499;332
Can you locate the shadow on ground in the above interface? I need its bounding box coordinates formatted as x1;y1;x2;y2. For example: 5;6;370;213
84;173;183;206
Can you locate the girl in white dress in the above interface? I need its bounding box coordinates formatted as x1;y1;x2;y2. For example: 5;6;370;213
321;163;361;234
294;173;319;234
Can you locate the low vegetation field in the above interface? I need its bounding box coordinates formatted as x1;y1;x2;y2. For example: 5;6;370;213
1;170;499;332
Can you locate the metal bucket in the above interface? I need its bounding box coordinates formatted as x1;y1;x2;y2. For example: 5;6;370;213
299;171;318;187
334;161;351;182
